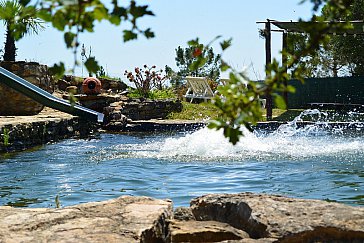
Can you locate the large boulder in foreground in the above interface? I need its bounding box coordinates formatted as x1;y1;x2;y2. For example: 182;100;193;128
190;192;364;242
170;220;250;242
0;196;172;242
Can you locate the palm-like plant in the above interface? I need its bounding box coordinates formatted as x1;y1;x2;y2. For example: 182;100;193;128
0;0;44;61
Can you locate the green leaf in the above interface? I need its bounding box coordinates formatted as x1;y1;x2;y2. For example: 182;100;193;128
187;38;199;46
129;3;154;18
109;15;121;25
37;9;52;22
286;85;296;93
49;62;66;79
144;28;155;39
220;38;232;51
274;95;287;109
223;127;242;145
207;120;222;129
64;32;76;48
111;6;127;18
220;61;230;72
93;5;108;21
84;57;100;75
189;57;207;71
52;11;66;31
123;30;138;42
19;0;30;7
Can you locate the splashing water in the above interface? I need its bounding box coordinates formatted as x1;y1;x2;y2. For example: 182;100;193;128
107;109;364;163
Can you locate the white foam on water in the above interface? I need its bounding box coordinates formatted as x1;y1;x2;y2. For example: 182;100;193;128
106;109;364;162
152;128;362;162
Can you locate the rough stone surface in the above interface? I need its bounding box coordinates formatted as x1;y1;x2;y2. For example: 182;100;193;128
101;98;184;131
0;107;99;152
0;61;54;115
0;196;172;243
218;239;277;243
62;93;121;112
174;206;196;221
120;98;183;120
170;220;250;242
190;192;364;242
59;76;128;93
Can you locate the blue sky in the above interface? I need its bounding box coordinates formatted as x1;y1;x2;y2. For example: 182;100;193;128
1;0;315;81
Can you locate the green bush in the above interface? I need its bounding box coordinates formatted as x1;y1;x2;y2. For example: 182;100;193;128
127;88;176;99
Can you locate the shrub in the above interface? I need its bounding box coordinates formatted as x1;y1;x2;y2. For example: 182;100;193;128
128;87;176;99
124;65;166;98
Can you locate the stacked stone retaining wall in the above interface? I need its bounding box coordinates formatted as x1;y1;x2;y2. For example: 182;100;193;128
0;110;99;153
0;61;54;115
105;98;183;121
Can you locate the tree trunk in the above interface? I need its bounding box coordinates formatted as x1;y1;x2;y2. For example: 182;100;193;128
3;24;16;61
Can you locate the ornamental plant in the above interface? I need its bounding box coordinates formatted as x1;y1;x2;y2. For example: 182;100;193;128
124;65;166;98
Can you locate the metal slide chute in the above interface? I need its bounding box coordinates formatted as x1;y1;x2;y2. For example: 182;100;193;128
0;66;104;122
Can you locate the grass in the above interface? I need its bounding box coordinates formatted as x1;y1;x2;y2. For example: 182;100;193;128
167;102;298;121
168;102;364;122
262;109;304;122
167;101;220;120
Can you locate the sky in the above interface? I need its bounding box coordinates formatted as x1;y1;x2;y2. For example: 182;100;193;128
0;0;316;82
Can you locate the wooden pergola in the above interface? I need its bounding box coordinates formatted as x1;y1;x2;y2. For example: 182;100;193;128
256;19;364;120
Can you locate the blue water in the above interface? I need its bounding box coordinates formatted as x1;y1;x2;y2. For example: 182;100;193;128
0;116;364;208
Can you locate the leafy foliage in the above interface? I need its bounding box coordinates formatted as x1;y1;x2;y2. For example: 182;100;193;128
33;0;155;75
287;0;363;77
186;0;355;144
128;87;176;99
326;0;364;76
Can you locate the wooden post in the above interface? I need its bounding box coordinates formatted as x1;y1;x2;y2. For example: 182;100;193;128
282;31;288;108
265;20;273;120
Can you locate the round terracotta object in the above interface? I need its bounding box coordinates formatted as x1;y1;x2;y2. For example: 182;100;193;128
82;77;101;95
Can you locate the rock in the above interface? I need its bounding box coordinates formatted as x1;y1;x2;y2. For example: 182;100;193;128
57;79;70;91
0;61;54;115
219;238;277;243
66;85;78;94
174;206;196;221
190;192;364;242
170;220;250;242
120;99;183;120
0;196;172;243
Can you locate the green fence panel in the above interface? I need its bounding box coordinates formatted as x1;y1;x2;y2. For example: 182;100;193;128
287;77;364;108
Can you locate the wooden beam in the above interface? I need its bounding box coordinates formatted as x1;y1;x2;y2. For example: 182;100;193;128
265;20;273;120
282;31;288;108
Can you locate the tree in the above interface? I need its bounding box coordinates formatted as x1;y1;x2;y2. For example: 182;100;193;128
327;0;364;76
287;0;364;77
166;45;221;89
0;0;44;61
286;32;348;78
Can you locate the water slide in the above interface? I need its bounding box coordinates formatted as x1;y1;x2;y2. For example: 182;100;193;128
0;66;104;123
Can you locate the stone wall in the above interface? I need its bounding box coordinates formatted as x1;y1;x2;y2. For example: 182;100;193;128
0;117;98;153
0;61;54;115
103;98;183;130
110;98;183;121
